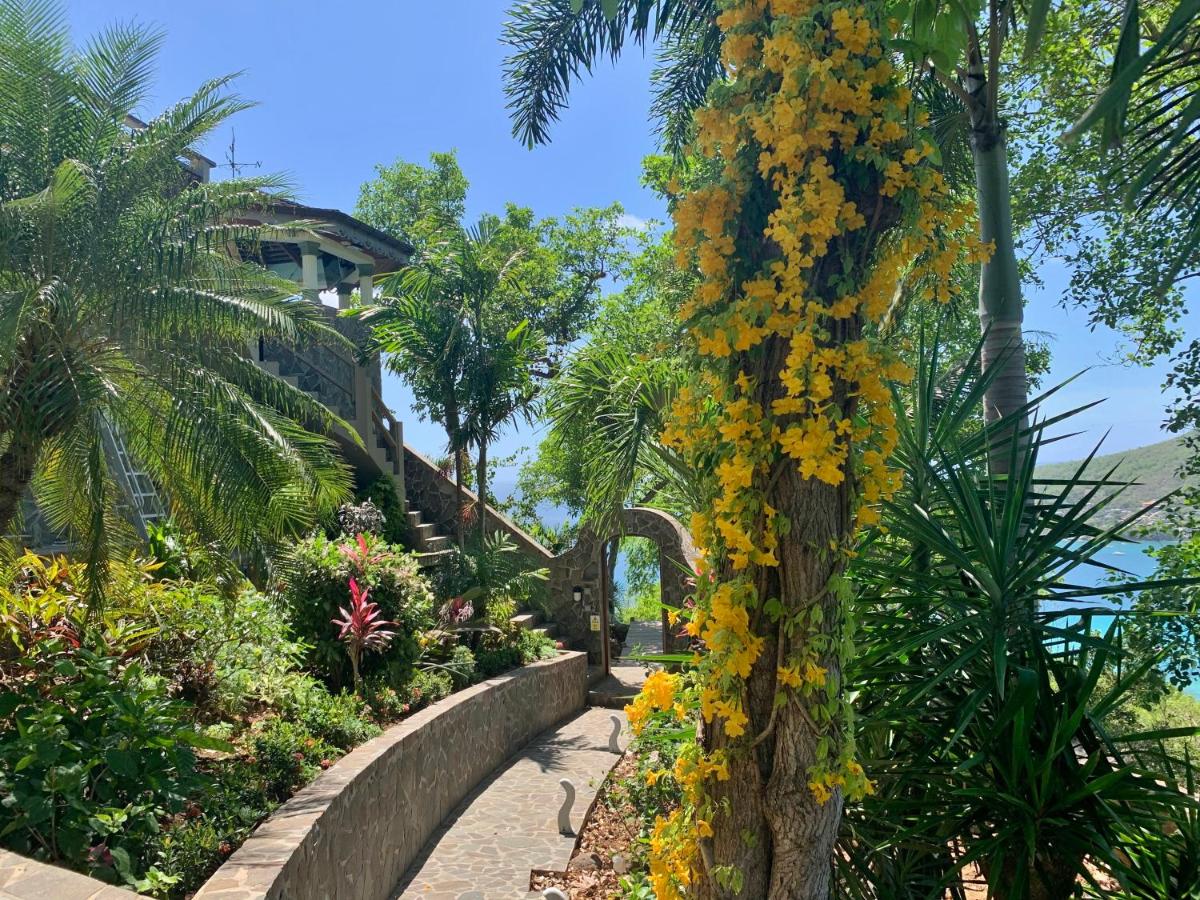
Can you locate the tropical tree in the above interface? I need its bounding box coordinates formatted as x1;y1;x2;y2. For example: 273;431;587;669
503;0;1062;473
358;153;628;539
355;149;468;264
0;0;352;600
367;218;549;540
509;2;981;896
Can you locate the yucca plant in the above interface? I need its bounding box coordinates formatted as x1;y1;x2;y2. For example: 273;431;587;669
838;334;1200;900
0;0;354;605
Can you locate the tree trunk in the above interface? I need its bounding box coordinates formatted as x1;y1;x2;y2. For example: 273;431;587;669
476;439;488;539
0;437;38;540
444;401;467;550
453;449;467;549
972;123;1030;475
700;330;856;900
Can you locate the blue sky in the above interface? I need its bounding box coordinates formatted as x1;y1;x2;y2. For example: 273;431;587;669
66;0;1195;472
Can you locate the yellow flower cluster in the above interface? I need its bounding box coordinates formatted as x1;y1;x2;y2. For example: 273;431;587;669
647;746;731;900
625;669;681;735
665;0;974;740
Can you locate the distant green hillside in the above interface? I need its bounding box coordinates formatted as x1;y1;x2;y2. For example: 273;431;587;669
1035;434;1196;533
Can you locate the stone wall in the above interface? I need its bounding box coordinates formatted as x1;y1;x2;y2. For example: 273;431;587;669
402;444;553;564
194;652;587;900
0;849;147;899
546;507;698;661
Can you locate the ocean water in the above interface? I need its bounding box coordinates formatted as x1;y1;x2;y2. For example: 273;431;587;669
1053;541;1199;696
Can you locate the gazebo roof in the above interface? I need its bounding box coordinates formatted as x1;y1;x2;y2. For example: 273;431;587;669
261;199;414;273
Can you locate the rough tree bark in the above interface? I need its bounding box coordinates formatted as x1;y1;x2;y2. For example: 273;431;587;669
698;246;864;900
0;436;38;539
475;438;488;538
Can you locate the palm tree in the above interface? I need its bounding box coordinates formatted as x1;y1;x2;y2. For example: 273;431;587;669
362;273;472;545
546;341;698;528
367;220;537;540
0;0;353;600
1064;3;1200;300
502;0;1041;473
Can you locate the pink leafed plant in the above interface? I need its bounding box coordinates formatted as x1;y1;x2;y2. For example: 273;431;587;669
338;533;389;574
332;577;396;694
439;595;474;625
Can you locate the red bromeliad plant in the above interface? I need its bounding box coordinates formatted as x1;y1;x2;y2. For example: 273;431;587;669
332;578;396;694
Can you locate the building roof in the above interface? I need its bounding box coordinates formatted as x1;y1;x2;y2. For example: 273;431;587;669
263;199;414;272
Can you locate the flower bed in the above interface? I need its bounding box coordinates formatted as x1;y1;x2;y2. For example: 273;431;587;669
0;524;556;898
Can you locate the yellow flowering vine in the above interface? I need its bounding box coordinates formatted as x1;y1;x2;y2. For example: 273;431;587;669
625;0;989;895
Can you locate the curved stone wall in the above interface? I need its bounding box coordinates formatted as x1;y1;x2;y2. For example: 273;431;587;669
0;849;148;899
194;652;588;900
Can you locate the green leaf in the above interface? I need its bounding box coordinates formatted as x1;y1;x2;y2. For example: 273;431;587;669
176;731;235;753
104;749;138;778
600;0;621;20
0;693;21;718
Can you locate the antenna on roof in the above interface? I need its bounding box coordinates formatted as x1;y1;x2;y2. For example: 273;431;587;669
221;130;261;179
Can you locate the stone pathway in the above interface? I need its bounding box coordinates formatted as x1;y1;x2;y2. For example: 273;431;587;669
619;619;663;656
391;707;627;900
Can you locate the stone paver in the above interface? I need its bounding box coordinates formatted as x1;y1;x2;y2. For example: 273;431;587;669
392;707;626;900
620;619;663;656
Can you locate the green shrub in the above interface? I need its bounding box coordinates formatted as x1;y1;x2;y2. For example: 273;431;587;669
517;629;557;664
431;532;548;623
279;532;433;691
445;644;477;686
141;586;305;721
474;643;521;678
0;646;219;889
249;719;338;802
292;688;380;751
358;476;414;548
402;668;453;712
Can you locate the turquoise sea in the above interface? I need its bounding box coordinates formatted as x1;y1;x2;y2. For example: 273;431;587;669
1060;541;1197;696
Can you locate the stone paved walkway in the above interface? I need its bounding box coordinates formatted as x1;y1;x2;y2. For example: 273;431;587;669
391;707;627;900
619;619;663;656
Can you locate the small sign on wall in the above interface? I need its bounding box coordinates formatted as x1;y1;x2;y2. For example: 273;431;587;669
590;615;602;632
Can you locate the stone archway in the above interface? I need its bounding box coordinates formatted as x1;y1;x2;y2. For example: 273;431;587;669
546;507;698;663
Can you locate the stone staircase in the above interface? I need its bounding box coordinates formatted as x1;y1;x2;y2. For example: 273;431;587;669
404;508;455;569
509;608;559;643
259;349;564;640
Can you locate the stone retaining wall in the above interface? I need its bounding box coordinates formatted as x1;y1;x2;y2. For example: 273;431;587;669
194;651;588;900
0;849;147;899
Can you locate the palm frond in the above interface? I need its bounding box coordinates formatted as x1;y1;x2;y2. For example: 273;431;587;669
502;0;719;147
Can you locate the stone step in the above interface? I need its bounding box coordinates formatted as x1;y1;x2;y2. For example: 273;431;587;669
414;522;438;544
509;611;543;631
415;549;455;569
531;624;559;641
407;509;423;528
423;534;453;553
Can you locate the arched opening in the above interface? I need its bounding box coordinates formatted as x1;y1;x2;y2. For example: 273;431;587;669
611;536;663;657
